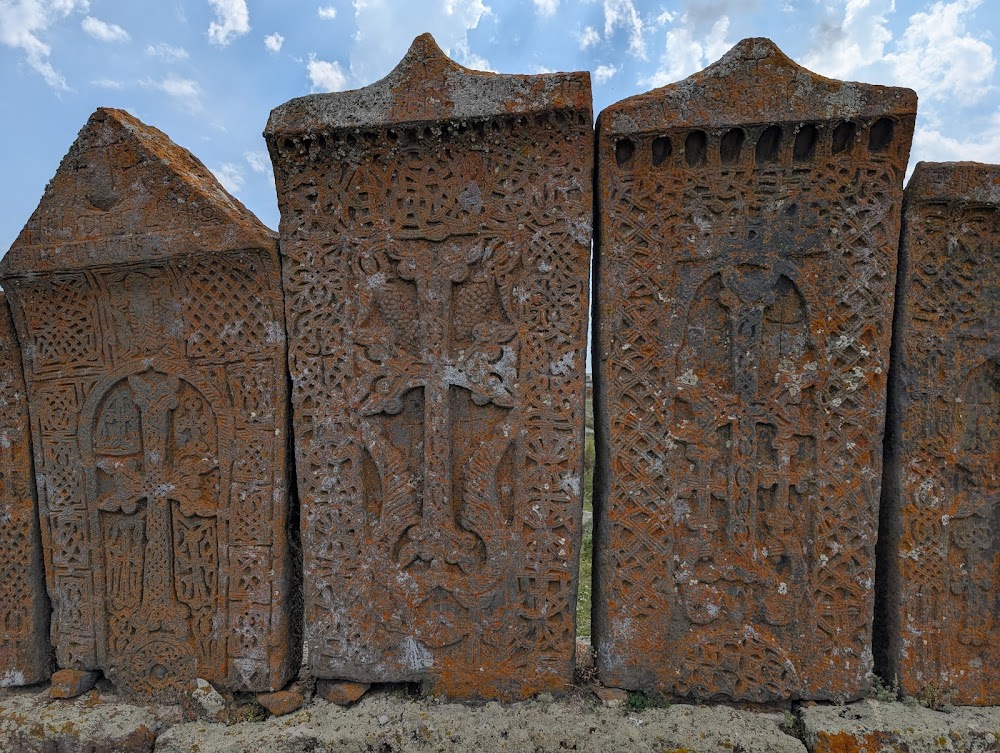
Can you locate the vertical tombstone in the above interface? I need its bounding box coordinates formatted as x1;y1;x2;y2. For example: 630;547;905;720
593;38;916;702
0;109;297;699
265;34;592;699
881;162;998;705
0;292;50;686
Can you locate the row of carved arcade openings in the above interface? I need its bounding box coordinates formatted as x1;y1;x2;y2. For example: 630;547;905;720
271;109;591;162
613;117;898;170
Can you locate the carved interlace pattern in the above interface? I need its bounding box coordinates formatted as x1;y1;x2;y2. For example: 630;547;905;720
893;193;998;704
597;117;911;701
272;113;591;697
0;299;47;685
7;252;290;698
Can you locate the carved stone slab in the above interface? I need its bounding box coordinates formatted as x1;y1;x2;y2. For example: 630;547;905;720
593;38;916;702
881;162;998;705
265;34;592;700
0;292;50;686
0;108;297;699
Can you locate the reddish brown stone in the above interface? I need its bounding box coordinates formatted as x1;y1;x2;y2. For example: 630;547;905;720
592;687;629;705
593;38;915;702
265;34;592;700
0;293;50;687
50;668;99;698
257;690;304;717
316;680;370;706
0;108;298;700
880;162;999;705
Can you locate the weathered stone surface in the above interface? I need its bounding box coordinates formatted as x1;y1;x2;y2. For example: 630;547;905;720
316;680;370;706
801;700;1000;753
593;38;916;702
155;691;806;753
265;34;592;700
879;162;999;706
1;686;157;752
258;690;304;717
49;668;99;698
0;108;298;700
0;293;50;688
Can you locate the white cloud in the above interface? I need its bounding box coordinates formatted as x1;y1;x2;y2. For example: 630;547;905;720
348;0;491;86
245;151;271;174
318;5;337;19
207;0;250;46
883;0;995;105
643;13;734;88
452;36;493;71
91;78;124;88
214;163;245;193
141;75;203;111
594;64;618;83
82;16;129;42
264;32;284;53
533;0;558;17
603;0;646;59
577;25;600;50
802;0;895;79
146;43;189;61
911;108;1000;164
307;54;348;91
0;0;91;90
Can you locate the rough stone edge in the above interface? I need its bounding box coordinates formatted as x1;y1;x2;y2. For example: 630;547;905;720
264;32;592;136
1;107;277;276
599;37;917;136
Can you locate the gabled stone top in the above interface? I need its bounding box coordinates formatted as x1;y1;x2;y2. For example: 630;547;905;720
905;161;1000;205
599;37;917;136
264;33;592;137
1;108;276;276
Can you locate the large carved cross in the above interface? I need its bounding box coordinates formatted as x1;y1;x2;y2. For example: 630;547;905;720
356;241;518;579
96;372;218;635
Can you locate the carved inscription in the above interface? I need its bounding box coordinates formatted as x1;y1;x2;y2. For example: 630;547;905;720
593;38;916;702
885;162;999;705
0;293;50;686
266;34;592;699
0;108;295;698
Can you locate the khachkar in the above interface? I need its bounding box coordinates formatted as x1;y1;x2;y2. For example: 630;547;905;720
0;108;297;699
0;292;50;687
592;38;915;702
265;34;592;700
880;162;998;705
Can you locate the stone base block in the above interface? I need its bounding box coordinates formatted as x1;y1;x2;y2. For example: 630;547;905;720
801;700;1000;752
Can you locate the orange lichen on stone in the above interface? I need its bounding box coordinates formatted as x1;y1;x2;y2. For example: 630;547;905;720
880;161;999;706
0;108;298;701
265;34;593;701
593;38;916;702
0;292;50;688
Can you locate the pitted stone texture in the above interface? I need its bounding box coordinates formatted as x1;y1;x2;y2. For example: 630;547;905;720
0;687;157;752
0;108;297;700
0;293;49;688
801;700;1000;753
265;34;592;700
593;38;915;702
49;669;99;698
880;162;999;705
155;691;807;753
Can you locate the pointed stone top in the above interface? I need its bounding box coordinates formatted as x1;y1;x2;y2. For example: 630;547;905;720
2;108;275;276
265;32;591;136
906;161;1000;205
599;37;917;136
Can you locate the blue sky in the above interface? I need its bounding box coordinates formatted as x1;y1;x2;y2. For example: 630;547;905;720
1;0;998;251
